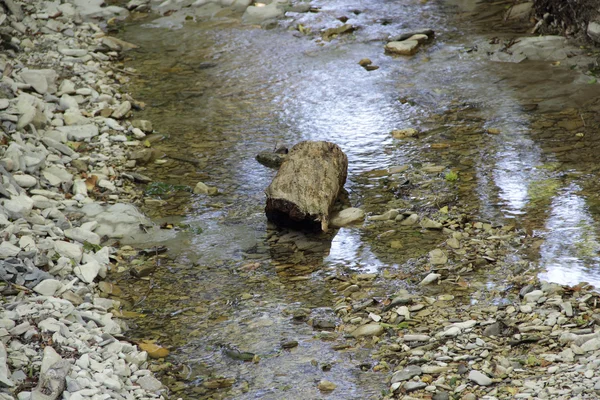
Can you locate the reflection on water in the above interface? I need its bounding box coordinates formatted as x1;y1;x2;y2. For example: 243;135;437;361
539;184;600;287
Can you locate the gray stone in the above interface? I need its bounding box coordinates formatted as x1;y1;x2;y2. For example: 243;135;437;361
3;195;34;219
111;101;131;119
370;209;399;221
400;214;419;225
131;119;153;132
42;167;73;186
420;217;442;229
41;138;75;157
588;21;600;43
523;290;544;303
506;2;532;20
468;370;492;386
13;174;37;188
581;338;600;352
242;1;285;25
33;279;63;296
429;249;447;265
0;341;14;387
392;365;422;383
330;208;365;228
20;71;48;94
64;228;101;245
136;375;162;392
56;124;99;141
351;323;384;338
404;381;427;393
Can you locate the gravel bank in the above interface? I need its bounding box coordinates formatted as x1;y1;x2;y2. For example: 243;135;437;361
0;1;171;399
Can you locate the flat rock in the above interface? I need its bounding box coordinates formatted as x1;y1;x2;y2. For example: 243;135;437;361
330;208;365;228
468;370;492;386
0;241;21;258
392;365;422;383
56;124;99;141
3;195;34;219
385;40;420;55
64;227;101;245
33;279;63;296
136;375;162;392
429;249;447;265
351;323;384;338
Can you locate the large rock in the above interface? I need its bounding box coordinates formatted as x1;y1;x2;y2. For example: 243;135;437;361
588;21;600;43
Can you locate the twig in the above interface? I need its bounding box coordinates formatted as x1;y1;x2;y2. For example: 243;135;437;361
580;112;586;127
132;278;154;307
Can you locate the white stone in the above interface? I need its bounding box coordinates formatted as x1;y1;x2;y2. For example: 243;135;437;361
33;279;64;296
419;273;440;286
74;260;101;283
64;228;101;245
72;179;88;196
54;240;83;262
40;347;62;374
0;241;21;258
58;79;76;95
56;124;99;141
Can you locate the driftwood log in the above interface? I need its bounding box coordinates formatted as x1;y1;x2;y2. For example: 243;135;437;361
265;141;348;231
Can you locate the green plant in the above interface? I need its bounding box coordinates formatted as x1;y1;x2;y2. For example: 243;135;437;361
445;171;459;182
145;182;192;197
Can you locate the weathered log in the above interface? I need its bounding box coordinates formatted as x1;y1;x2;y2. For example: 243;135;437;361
265;141;348;231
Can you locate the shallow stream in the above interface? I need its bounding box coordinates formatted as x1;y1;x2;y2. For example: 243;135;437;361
115;0;600;398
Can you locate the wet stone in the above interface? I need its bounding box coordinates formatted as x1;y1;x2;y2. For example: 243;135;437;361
404;381;427;392
351;323;384;338
392;365;422;383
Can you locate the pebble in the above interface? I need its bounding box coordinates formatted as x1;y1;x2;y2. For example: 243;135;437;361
468;370;493;386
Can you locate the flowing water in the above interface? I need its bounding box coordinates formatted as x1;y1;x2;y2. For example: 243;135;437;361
115;0;600;398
